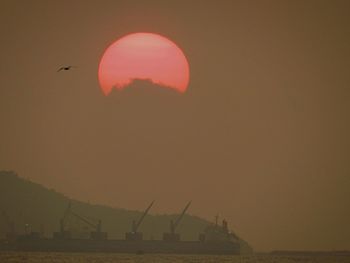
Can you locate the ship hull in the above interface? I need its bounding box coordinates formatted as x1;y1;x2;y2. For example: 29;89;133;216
9;238;240;255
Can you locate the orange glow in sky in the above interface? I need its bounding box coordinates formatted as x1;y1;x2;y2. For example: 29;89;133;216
98;33;190;95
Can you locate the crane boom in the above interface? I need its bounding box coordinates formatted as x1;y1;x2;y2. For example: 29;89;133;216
173;201;191;231
62;202;99;231
69;210;98;230
134;201;154;232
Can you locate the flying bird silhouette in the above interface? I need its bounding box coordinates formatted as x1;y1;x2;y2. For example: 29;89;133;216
57;66;76;72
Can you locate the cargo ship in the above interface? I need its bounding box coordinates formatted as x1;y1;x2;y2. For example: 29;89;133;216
1;202;241;255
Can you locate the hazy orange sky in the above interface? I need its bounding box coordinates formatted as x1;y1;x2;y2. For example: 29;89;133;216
0;0;349;251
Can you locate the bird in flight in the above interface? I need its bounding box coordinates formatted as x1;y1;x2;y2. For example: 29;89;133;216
57;66;76;72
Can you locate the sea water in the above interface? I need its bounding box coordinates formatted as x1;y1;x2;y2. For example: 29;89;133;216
0;252;349;263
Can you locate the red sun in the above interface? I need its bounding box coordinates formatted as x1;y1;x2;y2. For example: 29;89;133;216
98;33;190;95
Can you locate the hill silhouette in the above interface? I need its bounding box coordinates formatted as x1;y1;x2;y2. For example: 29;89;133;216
0;171;252;252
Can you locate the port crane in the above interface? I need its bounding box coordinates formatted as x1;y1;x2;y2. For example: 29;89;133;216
55;202;106;240
163;201;191;241
126;201;154;241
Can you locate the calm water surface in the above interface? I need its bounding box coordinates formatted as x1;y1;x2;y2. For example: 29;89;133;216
0;252;349;263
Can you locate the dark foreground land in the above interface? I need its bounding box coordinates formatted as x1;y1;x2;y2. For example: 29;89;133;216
0;252;349;263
